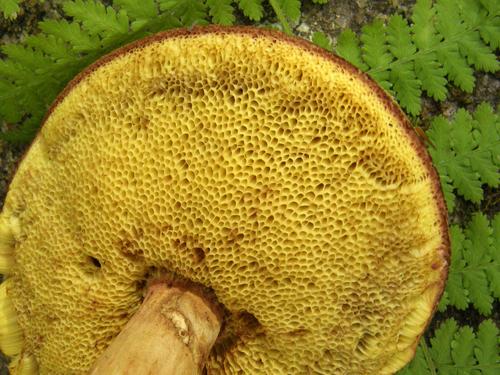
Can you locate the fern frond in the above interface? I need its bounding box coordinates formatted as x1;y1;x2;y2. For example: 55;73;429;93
25;35;77;62
477;9;500;49
39;19;99;52
311;31;333;52
0;0;20;19
491;214;500;298
0;80;22;123
63;0;129;40
459;32;499;73
159;0;208;26
114;0;157;21
360;20;392;91
336;29;367;70
387;15;421;115
439;213;498;315
475;320;500;375
268;0;292;34
437;46;475;92
332;0;499;115
398;319;500;375
1;44;54;74
413;53;447;101
411;0;440;49
387;15;416;59
237;0;263;21
114;0;158;30
206;0;235;25
0;115;42;144
275;0;301;23
426;104;499;209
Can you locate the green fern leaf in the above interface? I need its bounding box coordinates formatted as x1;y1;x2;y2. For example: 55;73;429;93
39;19;99;52
114;0;158;30
312;31;332;52
460;0;500;50
0;58;30;82
400;319;500;375
469;105;500;188
386;15;422;114
478;0;499;13
276;0;301;23
448;110;484;202
336;29;367;70
0;115;42;144
435;0;464;39
397;346;430;374
441;226;469;311
426;116;456;210
452;326;477;372
237;0;263;21
447;158;482;205
25;35;77;61
475;320;500;375
361;20;392;90
0;80;22;123
114;0;157;21
478;13;500;49
430;319;458;365
437;46;475;92
439;214;498;315
361;20;391;70
412;0;440;49
410;2;449;101
389;63;421;115
414;54;447;101
159;0;208;26
64;0;129;39
459;32;499;72
312;0;328;4
206;0;235;25
1;44;53;74
0;0;20;19
439;175;456;213
426;105;499;206
464;214;494;315
387;15;416;59
490;214;500;298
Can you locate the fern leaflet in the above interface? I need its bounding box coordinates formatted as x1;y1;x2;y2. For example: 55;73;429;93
0;0;20;18
398;319;500;375
334;0;499;115
438;213;499;315
426;103;500;210
206;0;235;25
159;0;208;26
114;0;157;21
38;19;100;52
63;0;129;39
114;0;158;30
335;29;367;70
238;0;264;21
276;0;301;23
311;31;333;52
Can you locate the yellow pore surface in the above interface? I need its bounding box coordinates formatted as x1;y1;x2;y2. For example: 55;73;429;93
1;30;448;374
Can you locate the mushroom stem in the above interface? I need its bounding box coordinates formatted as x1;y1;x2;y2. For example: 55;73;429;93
89;283;222;375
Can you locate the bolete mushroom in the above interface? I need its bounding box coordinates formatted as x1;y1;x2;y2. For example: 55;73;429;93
0;26;449;374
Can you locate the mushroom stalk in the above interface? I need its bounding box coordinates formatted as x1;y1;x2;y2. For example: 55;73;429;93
89;283;222;375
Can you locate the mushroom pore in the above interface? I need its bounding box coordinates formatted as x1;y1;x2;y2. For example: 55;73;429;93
0;26;449;374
